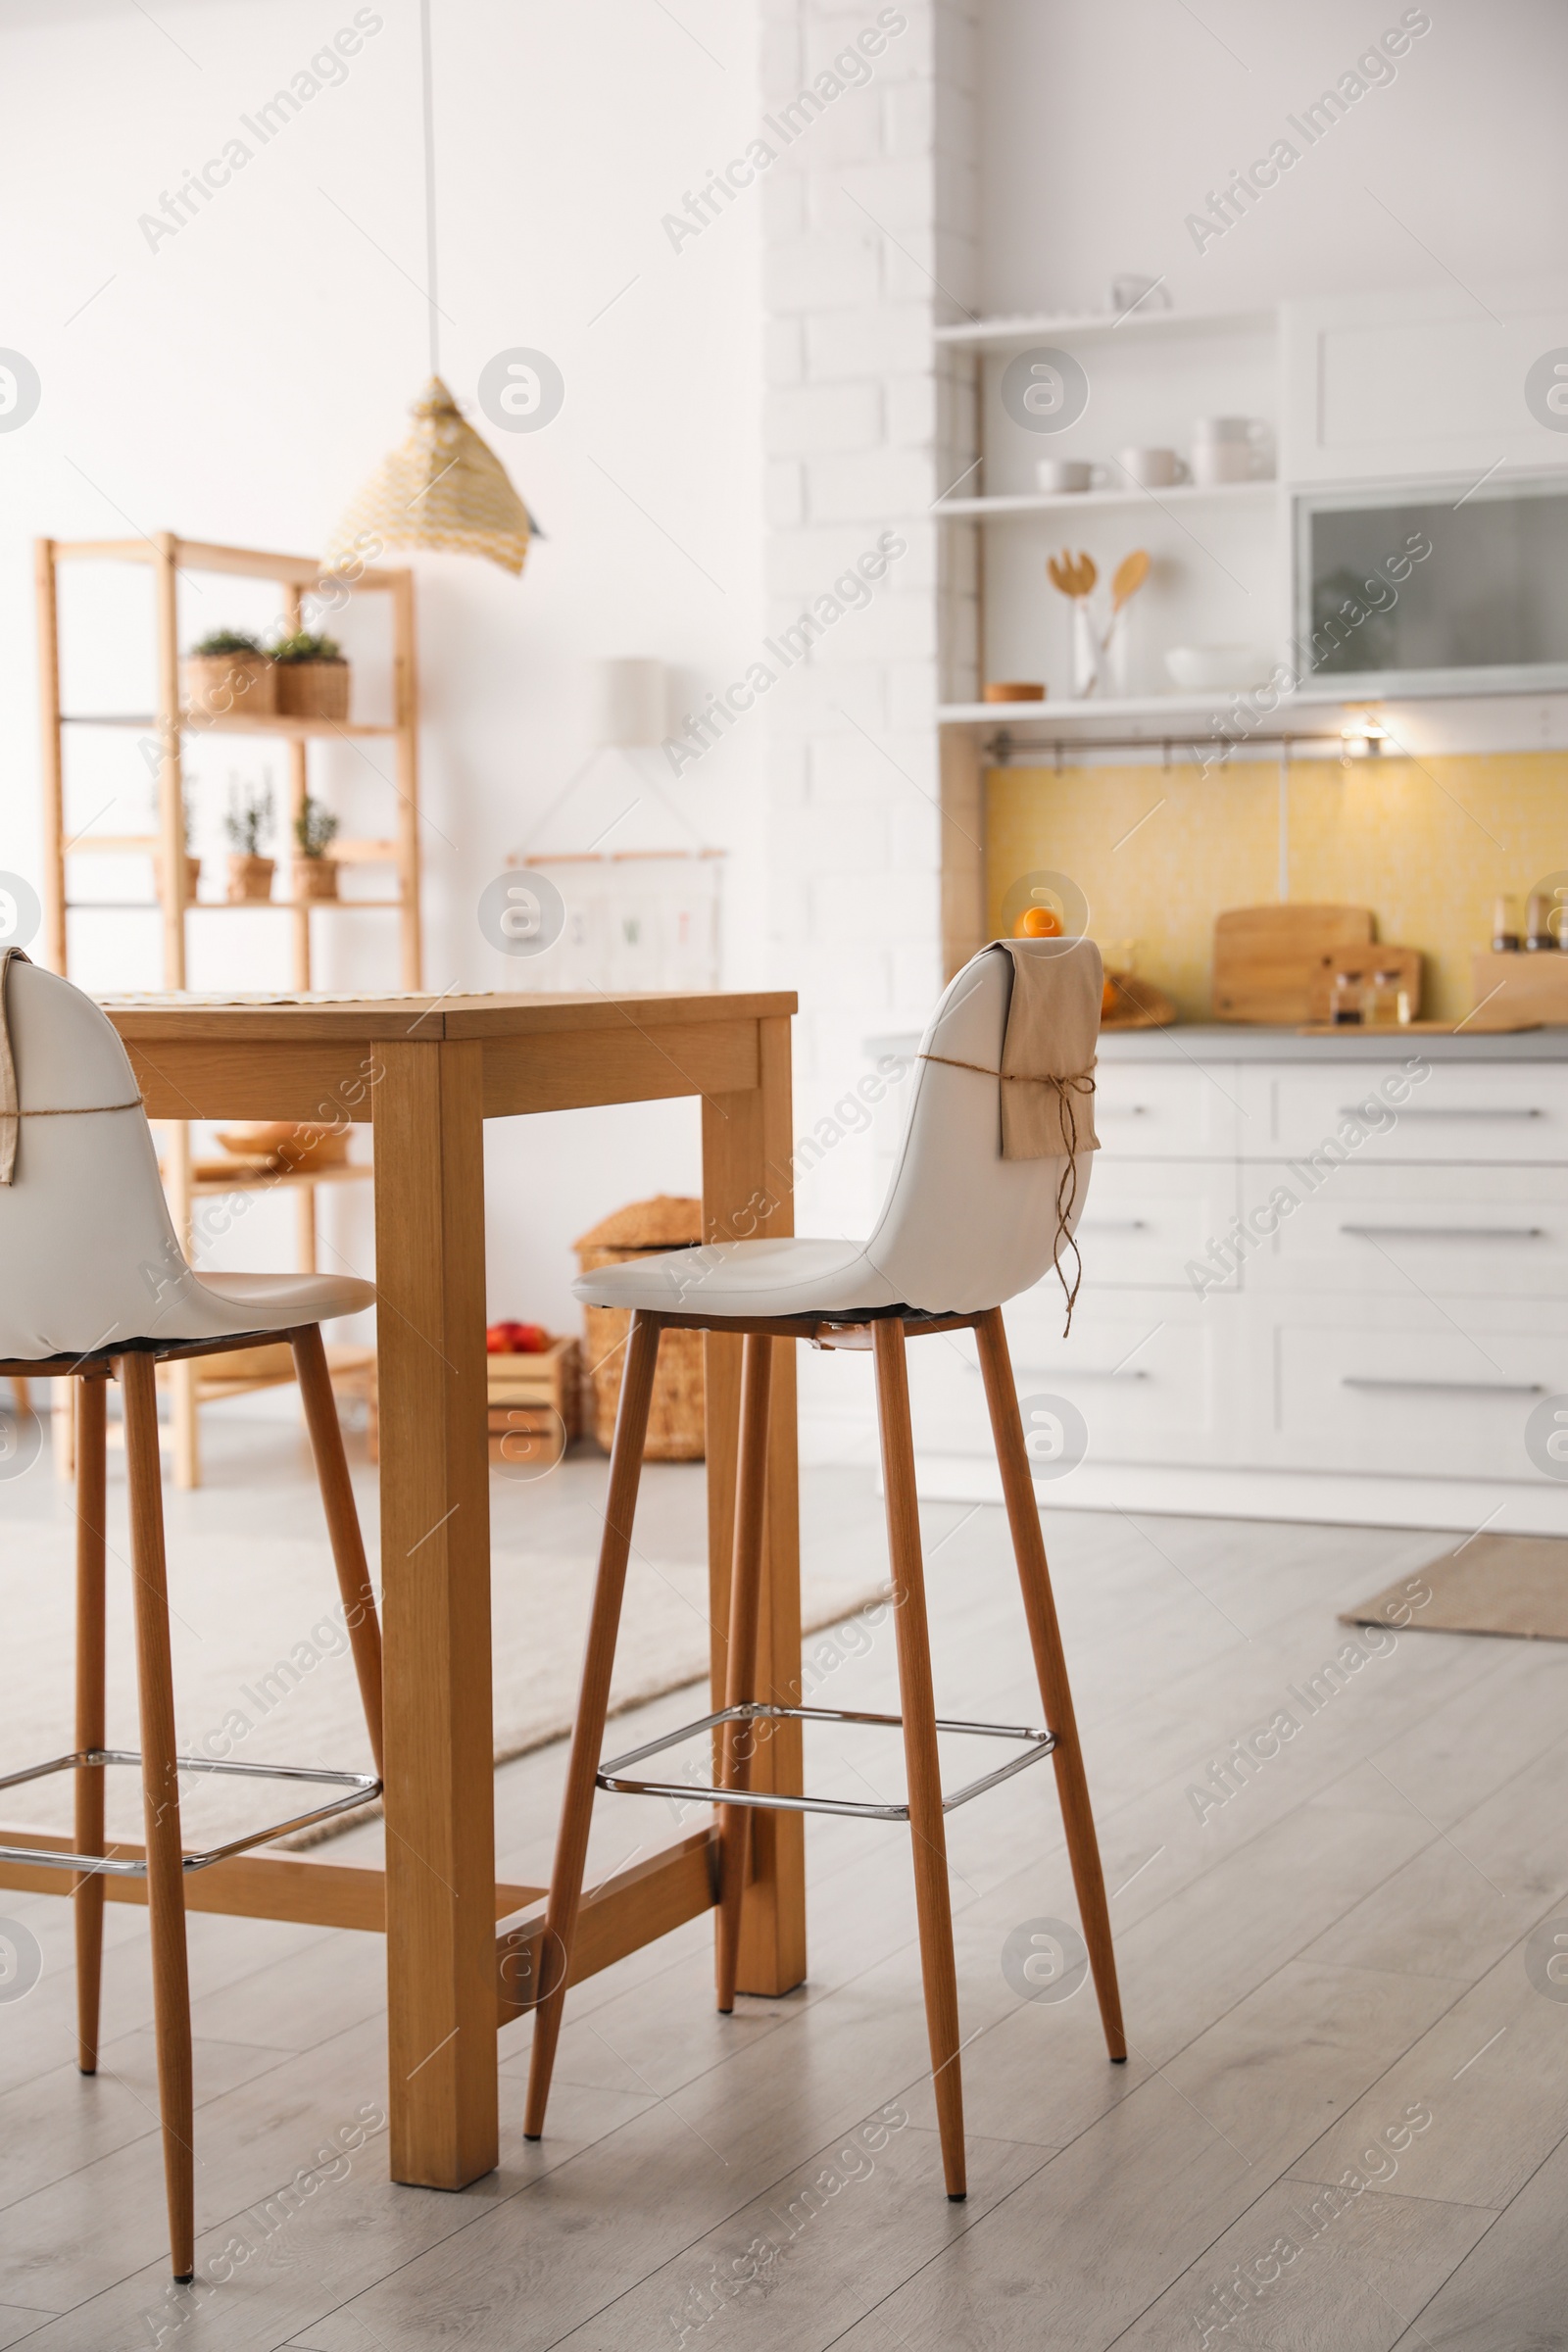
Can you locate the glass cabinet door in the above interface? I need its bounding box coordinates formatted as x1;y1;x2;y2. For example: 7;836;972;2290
1294;474;1568;693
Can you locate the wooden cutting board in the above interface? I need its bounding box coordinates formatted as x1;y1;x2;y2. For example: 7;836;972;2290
1212;905;1374;1024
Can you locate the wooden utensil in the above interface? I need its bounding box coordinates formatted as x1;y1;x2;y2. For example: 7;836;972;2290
1111;549;1151;612
1211;905;1374;1024
1047;550;1097;599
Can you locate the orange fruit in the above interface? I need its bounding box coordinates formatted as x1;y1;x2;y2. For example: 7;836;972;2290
1015;906;1062;938
1102;975;1119;1016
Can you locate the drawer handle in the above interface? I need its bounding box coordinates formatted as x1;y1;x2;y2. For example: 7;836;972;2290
1340;1224;1546;1242
1098;1105;1150;1117
1079;1219;1149;1233
1342;1376;1546;1396
1337;1104;1544;1120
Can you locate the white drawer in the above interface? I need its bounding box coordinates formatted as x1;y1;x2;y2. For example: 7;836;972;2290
1251;1303;1568;1479
1094;1057;1239;1158
906;1290;1238;1468
1076;1156;1241;1292
1239;1061;1568;1164
1237;1161;1568;1297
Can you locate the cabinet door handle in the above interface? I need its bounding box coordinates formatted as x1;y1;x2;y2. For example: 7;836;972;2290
1079;1219;1149;1233
1339;1224;1546;1242
1014;1367;1152;1384
1098;1105;1150;1117
1342;1376;1547;1396
1338;1104;1544;1120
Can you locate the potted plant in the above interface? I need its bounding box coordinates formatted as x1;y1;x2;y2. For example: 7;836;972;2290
270;628;350;721
182;628;276;719
223;776;274;903
293;793;340;901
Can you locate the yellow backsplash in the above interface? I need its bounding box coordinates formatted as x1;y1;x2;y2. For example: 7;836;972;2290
986;751;1568;1023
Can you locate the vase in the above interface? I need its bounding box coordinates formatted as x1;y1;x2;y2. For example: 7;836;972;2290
225;854;275;904
292;857;339;903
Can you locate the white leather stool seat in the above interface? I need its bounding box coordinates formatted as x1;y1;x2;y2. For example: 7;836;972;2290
575;1236;906;1322
575;937;1096;1325
0;958;375;1360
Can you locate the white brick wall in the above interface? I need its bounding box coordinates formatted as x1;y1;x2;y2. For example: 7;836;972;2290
761;0;979;1240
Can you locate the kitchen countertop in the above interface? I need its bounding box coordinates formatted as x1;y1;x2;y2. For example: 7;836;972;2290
865;1023;1568;1063
1096;1023;1568;1060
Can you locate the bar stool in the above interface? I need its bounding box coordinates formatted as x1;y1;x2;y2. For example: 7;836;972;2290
523;938;1125;2198
0;954;383;2279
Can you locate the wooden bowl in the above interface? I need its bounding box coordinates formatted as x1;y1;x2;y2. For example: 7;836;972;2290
983;681;1046;704
215;1120;350;1169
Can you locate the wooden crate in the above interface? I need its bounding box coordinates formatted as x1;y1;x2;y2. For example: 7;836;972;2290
1471;951;1568;1026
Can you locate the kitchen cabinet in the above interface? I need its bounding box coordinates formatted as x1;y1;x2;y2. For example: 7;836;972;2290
911;1031;1568;1538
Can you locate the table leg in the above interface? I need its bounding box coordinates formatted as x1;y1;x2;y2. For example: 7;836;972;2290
702;1013;805;1996
374;1041;497;2188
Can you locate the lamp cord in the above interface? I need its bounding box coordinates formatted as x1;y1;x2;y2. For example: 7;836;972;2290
419;0;439;379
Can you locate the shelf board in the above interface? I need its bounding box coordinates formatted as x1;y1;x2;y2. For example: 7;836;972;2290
935;304;1275;353
935;480;1277;519
60;712;398;739
67;898;404;912
64;837;398;864
185;1162;372;1198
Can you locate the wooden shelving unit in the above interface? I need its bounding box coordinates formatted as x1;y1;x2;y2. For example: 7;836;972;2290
35;532;422;1485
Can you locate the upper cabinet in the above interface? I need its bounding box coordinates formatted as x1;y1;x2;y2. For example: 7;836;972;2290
1280;278;1568;483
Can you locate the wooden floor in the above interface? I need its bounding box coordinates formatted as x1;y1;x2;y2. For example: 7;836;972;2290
1;1426;1565;2350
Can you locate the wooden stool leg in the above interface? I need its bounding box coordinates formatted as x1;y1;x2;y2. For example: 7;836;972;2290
974;1306;1126;2063
523;1312;662;2141
291;1326;384;1777
715;1333;773;2014
871;1319;966;2200
122;1352;195;2281
74;1373;108;2075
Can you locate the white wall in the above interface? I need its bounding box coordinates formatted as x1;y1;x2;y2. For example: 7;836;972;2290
0;0;767;1332
979;0;1568;317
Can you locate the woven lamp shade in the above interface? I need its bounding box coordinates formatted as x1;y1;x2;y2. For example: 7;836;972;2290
323;376;532;577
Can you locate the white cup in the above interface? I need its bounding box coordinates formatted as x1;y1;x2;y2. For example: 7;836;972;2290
1036;458;1110;495
1190;416;1271;486
1118;446;1188;489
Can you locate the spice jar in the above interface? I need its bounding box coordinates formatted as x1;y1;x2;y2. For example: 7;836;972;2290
1493;894;1520;952
1331;970;1364;1026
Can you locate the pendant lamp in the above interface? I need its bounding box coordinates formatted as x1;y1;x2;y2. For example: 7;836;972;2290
323;0;538;577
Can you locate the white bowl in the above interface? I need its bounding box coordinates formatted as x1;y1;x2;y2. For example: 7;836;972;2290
1164;644;1274;692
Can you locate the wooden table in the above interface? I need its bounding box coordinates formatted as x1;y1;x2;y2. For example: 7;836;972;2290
89;989;804;2188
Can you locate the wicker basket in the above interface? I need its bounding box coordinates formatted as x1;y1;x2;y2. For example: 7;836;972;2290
181;652;276;718
275;660;350;721
292;856;339;902
574;1196;706;1460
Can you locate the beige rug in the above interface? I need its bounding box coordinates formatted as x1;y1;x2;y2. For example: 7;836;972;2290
1342;1534;1568;1642
0;1456;892;1852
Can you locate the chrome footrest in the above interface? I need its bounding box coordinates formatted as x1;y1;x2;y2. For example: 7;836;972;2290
0;1749;381;1877
596;1703;1056;1823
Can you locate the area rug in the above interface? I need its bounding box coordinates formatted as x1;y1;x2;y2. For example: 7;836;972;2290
0;1458;892;1851
1341;1533;1568;1642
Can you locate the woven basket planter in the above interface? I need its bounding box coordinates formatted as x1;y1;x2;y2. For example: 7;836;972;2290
181;652;276;719
291;856;339;902
159;852;201;902
275;661;350;721
574;1196;706;1460
225;854;274;904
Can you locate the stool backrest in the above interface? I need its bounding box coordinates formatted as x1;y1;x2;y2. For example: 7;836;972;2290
861;938;1100;1314
0;959;193;1358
